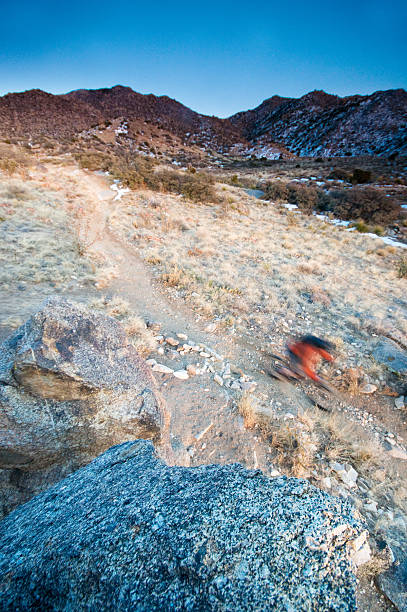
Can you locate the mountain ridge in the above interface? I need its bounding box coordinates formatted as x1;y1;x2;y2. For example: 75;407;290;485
0;85;406;158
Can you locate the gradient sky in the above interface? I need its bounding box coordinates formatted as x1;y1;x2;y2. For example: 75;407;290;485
0;0;406;117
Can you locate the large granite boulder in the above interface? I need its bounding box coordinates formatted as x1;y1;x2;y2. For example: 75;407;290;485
0;297;166;516
0;440;368;611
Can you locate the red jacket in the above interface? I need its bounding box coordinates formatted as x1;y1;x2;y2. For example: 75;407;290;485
288;341;334;381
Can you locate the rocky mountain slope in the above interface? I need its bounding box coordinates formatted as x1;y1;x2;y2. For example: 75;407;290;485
0;85;405;158
230;89;407;157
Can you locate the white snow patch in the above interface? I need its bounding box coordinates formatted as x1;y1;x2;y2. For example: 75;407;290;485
110;183;130;201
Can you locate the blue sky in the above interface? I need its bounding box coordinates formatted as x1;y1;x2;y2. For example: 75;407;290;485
0;0;406;116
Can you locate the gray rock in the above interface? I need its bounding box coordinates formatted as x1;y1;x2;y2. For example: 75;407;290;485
373;338;407;375
0;440;366;611
377;520;407;611
395;396;405;410
0;298;166;517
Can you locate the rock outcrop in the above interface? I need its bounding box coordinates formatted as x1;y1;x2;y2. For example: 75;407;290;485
0;439;368;611
0;297;166;516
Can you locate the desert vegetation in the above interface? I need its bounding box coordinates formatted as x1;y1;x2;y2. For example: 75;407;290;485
75;149;219;203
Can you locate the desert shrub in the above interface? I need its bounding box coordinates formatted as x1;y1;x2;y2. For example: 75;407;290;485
75;151;111;172
263;181;288;202
351;168;372;184
287;183;318;213
147;169;217;202
0;159;18;175
397;256;407;278
353;220;369;233
0;144;30;175
329;187;399;225
75;150;217;203
328;168;350;181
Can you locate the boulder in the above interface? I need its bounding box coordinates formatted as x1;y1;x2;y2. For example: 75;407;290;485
373;338;407;375
0;297;166;516
0;440;368;611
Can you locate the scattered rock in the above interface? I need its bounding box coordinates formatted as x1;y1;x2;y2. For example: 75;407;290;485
387;447;407;461
0;440;367;611
204;323;217;332
395;396;405;410
214;373;223;386
165;337;179;347
186;364;197;376
152;363;174;374
0;298;166;517
241;381;257;392
331;462;358;488
173;370;189;380
360;383;377;394
176;333;188;340
146;358;157;366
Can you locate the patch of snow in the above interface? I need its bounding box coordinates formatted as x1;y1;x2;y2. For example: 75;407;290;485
110;183;130;201
283;203;299;211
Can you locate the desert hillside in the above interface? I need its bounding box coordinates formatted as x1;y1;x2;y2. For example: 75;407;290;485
0;139;406;610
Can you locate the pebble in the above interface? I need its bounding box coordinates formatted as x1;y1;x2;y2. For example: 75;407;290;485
157;347;164;355
360;383;377;394
214;374;223;386
173;370;189;380
388;447;407;460
241;381;257;392
205;323;217;332
321;477;331;489
152;363;174;374
176;333;188;340
364;501;378;513
146;359;157;366
186;364;198;376
394;396;405;410
200;351;210;358
166;337;179;346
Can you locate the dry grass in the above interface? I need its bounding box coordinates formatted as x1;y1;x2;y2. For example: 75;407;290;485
317;410;383;470
0;177;95;291
89;296;157;357
237;392;258;429
110;181;407;370
270;416;317;478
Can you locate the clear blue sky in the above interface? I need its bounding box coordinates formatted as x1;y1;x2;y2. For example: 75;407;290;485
0;0;406;117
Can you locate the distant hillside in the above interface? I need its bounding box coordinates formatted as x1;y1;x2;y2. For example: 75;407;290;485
230;89;407;157
0;85;406;158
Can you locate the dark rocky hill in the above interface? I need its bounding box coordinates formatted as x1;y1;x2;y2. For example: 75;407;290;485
0;85;405;157
230;89;407;157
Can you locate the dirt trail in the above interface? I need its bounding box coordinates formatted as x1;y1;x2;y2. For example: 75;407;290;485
56;166;298;471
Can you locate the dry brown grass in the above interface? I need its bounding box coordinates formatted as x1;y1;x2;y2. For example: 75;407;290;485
89;296;157;357
317;410;383;470
0;177;95;291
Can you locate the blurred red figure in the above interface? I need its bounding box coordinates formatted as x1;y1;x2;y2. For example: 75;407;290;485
286;335;334;388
